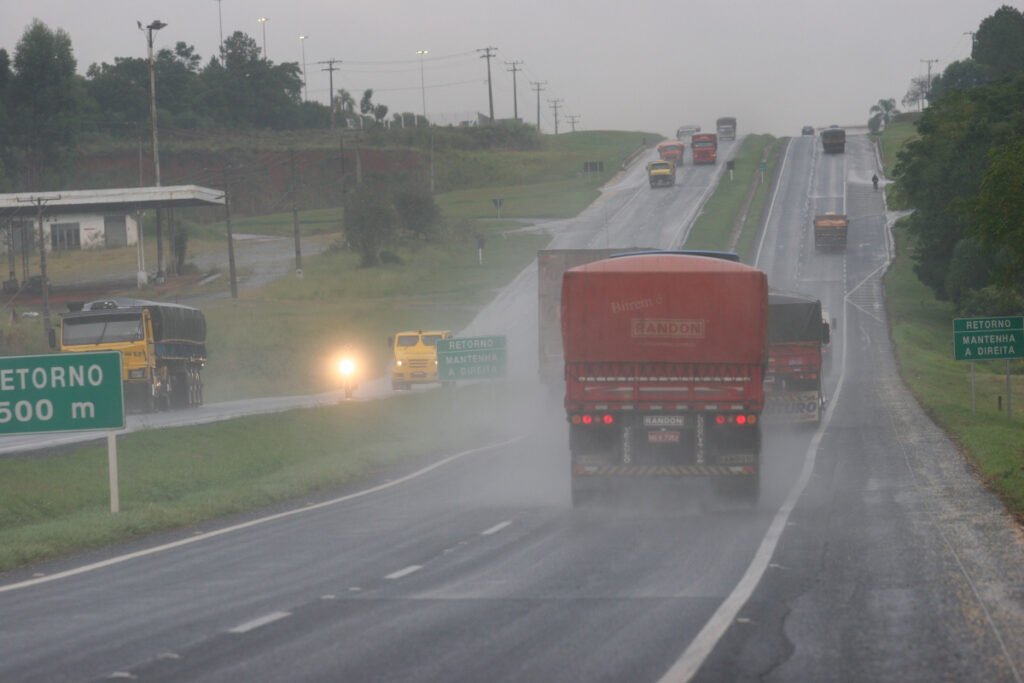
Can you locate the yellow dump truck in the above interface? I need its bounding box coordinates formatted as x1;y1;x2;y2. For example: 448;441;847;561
54;298;206;412
813;213;848;250
647;160;676;188
389;330;452;390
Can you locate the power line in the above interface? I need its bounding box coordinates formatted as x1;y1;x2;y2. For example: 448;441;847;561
506;60;523;122
548;98;563;135
318;58;342;129
531;81;546;132
566;114;580;132
478;46;497;122
921;58;939;106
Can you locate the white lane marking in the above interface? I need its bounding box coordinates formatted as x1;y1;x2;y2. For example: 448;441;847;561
107;673;137;680
156;652;181;660
753;137;794;267
228;611;291;634
658;273;852;683
481;521;512;536
0;436;526;594
385;565;422;580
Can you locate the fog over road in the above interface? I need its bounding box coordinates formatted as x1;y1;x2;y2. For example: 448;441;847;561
1;137;1023;683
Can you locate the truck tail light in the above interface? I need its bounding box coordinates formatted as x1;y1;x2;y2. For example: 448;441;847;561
714;414;759;426
602;414;614;425
582;414;593;425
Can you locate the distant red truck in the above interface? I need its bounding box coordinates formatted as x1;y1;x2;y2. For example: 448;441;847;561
561;253;768;504
657;140;686;166
691;132;718;165
764;291;830;425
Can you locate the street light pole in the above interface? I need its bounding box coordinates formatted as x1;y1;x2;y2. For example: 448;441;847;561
139;19;166;281
416;49;428;126
214;0;223;52
258;17;268;58
299;35;308;102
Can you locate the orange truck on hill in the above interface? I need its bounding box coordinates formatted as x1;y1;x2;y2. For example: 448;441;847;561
691;133;718;164
657;140;686;166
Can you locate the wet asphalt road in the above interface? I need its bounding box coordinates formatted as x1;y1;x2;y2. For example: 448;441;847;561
1;137;1022;682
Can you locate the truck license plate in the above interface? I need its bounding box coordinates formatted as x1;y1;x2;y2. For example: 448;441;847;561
644;415;686;427
648;430;681;443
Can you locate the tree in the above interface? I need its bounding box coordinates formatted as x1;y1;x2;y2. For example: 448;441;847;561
902;76;930;111
972;135;1024;290
359;89;374;116
868;98;899;133
373;103;389;126
393;183;441;239
929;59;991;101
335;88;356;127
345;185;397;266
894;73;1024;304
973;5;1024;80
200;31;303;129
6;20;83;189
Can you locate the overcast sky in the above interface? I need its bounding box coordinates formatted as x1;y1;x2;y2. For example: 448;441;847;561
2;0;1018;136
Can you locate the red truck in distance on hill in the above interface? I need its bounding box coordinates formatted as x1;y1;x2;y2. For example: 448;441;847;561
691;133;718;164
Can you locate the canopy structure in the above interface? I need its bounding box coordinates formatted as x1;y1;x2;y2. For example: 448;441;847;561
0;185;224;218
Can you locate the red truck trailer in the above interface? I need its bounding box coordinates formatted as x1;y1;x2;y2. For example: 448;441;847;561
657;140;686;166
764;291;829;425
561;253;768;504
691;132;718;164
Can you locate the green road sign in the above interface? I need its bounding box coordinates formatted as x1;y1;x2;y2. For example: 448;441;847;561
437;335;507;381
953;316;1023;361
0;351;124;435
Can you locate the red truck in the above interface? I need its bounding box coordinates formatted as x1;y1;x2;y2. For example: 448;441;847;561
691;132;718;165
657;140;686;166
764;291;830;425
561;252;768;504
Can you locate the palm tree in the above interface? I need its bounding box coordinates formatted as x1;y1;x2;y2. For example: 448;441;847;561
335;88;356;127
869;98;900;129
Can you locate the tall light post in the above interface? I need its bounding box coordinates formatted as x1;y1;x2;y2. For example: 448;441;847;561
416;49;429;126
214;0;223;51
139;18;166;281
258;17;268;58
299;35;308;101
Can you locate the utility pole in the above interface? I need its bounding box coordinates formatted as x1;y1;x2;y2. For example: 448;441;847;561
964;31;977;52
530;81;546;133
478;46;497;123
506;60;522;121
567;114;580;132
548;98;563;135
17;196;57;339
319;58;341;130
289;150;302;275
139;19;167;281
921;58;939;107
299;35;308;102
222;166;238;299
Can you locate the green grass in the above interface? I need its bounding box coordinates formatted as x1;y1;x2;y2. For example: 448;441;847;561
0;383;531;572
878;120;917;209
203;221;549;401
885;221;1024;519
683;134;780;257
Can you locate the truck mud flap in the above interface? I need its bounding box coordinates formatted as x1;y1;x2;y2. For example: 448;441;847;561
764;391;821;423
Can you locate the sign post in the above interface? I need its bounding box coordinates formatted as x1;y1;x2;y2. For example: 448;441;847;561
953;316;1022;419
0;351;126;510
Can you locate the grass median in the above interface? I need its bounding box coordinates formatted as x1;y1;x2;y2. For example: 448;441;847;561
682;134;781;259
